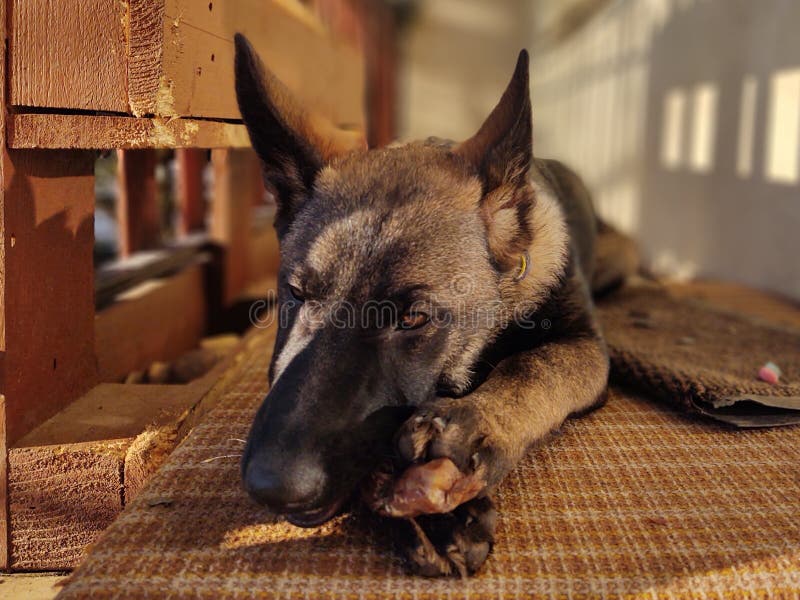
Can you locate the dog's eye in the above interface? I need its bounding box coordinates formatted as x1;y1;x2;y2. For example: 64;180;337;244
398;311;429;331
288;284;305;302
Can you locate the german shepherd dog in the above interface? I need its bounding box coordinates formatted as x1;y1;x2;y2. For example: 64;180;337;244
235;34;637;576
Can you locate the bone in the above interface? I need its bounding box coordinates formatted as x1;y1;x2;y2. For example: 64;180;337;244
363;457;485;518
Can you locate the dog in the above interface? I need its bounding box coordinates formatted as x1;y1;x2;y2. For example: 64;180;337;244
234;34;638;576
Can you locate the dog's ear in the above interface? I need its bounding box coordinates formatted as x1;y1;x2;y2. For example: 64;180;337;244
455;50;534;269
234;34;363;230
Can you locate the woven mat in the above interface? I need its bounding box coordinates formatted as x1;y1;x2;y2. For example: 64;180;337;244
598;286;800;426
59;291;800;599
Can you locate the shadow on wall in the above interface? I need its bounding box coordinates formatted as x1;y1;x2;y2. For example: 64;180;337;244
530;0;800;299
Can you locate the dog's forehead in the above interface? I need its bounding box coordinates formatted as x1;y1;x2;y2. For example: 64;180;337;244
301;202;461;299
289;146;487;298
317;144;479;206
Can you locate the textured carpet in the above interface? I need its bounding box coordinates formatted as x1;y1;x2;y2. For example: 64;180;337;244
58;289;800;599
598;286;800;426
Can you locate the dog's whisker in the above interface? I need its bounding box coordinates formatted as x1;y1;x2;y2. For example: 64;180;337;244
202;454;242;463
228;438;247;444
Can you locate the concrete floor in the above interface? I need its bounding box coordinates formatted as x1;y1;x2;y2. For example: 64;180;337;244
0;573;68;599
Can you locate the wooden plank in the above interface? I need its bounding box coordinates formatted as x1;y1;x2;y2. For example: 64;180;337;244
1;149;98;447
8;1;364;128
123;426;178;504
131;0;365;127
9;0;128;112
248;208;281;284
1;0;9;570
117;149;160;257
95;264;208;383
16;383;203;449
95;242;207;309
176;149;208;234
127;0;167;117
211;149;258;306
8;113;251;149
8;439;129;570
7;318;275;570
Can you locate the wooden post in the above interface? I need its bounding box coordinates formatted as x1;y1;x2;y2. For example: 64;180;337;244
0;149;99;569
1;150;99;445
210;149;259;306
116;149;160;257
1;0;9;566
176;149;207;235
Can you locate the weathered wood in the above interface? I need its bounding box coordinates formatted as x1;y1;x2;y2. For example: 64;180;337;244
248;207;281;284
16;384;204;449
6;317;274;571
132;0;365;126
8;113;251;150
1;149;98;447
124;426;178;504
211;149;259;306
96;263;208;383
117;149;160;257
127;0;167;117
8;440;129;570
0;397;7;571
95;241;206;309
9;0;364;128
9;0;128;112
176;149;208;234
1;0;9;570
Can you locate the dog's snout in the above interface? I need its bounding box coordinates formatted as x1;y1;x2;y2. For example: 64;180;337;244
243;455;326;510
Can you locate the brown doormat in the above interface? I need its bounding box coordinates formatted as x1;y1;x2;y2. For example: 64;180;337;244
57;305;800;599
598;286;800;427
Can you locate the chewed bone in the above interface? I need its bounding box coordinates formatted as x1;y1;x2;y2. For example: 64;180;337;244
363;457;485;518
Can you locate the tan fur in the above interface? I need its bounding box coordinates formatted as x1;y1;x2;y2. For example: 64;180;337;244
499;182;570;313
236;36;633;577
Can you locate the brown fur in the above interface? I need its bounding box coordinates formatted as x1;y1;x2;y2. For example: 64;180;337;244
234;35;639;576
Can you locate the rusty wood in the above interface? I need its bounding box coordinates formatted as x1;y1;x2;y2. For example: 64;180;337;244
117;149;160;257
176;149;207;235
8;113;251;149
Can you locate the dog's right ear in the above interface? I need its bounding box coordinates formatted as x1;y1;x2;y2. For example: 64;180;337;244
455;50;534;271
234;34;363;229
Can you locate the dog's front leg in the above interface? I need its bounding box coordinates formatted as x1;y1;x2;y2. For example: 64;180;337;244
384;333;608;575
398;333;609;494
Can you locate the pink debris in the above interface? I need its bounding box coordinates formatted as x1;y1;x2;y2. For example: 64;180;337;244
758;361;781;384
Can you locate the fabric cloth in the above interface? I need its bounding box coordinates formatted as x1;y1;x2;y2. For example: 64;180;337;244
58;290;800;599
598;286;800;426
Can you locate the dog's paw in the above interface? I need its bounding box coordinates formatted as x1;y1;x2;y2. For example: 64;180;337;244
400;496;496;577
396;401;504;487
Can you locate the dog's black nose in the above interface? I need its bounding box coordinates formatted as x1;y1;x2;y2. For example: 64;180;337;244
243;455;325;510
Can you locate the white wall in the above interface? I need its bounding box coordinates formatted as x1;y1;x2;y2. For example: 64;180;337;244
399;0;534;141
400;0;800;299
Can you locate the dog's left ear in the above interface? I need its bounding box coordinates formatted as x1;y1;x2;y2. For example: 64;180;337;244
234;33;364;232
455;50;533;270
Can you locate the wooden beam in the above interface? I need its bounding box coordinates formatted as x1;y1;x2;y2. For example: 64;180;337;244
132;0;365;127
9;0;128;113
176;149;207;235
0;148;98;569
1;0;9;569
1;149;98;448
7;317;276;570
117;149;160;257
95;264;207;383
211;149;258;306
248;207;281;284
9;439;129;570
8;113;251;150
9;0;364;128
